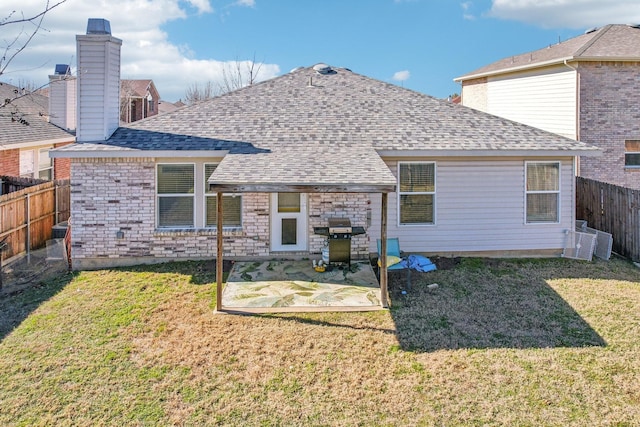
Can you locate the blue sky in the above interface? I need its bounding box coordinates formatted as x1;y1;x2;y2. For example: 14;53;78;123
2;0;639;102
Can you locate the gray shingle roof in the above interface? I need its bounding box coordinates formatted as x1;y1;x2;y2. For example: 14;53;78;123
455;24;640;80
0;82;74;146
54;65;599;188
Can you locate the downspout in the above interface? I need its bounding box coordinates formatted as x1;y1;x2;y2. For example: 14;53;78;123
564;59;581;175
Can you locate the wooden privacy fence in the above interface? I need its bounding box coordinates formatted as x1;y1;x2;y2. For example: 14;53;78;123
576;177;640;262
0;178;70;263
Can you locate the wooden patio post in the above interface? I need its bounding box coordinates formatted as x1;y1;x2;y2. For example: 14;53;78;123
216;191;223;311
380;192;389;308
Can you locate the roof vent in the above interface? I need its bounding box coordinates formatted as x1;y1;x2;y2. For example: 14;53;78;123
86;18;111;35
627;23;640;29
54;64;71;75
313;63;334;75
584;27;598;34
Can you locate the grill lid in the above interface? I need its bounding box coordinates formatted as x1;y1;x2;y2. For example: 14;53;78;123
328;217;352;233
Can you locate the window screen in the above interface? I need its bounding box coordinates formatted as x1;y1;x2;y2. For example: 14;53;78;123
398;162;435;225
526;162;559;223
157;164;194;227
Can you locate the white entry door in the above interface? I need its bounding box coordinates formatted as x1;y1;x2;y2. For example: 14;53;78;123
271;193;308;251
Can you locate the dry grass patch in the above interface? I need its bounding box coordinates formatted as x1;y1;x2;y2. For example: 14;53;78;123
1;257;639;425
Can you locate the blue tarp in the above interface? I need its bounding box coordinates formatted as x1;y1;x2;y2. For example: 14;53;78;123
398;255;437;272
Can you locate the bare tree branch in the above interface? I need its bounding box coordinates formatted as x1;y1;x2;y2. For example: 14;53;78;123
0;0;68;125
0;0;68;77
184;54;267;104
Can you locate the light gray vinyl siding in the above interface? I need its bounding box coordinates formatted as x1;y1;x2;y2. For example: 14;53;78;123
369;157;575;254
76;36;121;142
49;78;76;132
487;66;577;139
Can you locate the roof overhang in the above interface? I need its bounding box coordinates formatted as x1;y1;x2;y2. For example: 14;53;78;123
208;182;396;193
49;144;228;159
0;136;75;151
377;148;602;158
454;57;576;82
454;55;640;82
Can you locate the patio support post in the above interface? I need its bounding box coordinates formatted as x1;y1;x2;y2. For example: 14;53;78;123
380;192;389;308
216;191;223;311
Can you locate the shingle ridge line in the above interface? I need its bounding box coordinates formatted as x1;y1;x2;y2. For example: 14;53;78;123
574;24;613;57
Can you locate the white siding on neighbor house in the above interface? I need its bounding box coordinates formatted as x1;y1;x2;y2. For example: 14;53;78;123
487;66;577;139
76;35;121;142
369;157;576;255
49;76;76;131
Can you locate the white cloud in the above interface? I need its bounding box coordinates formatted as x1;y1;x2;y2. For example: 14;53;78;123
0;0;279;101
392;70;410;82
488;0;640;29
187;0;214;14
461;1;476;20
234;0;256;7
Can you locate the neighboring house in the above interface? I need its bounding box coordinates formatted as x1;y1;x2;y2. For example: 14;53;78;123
0;77;74;180
120;79;160;123
157;99;182;115
454;24;640;189
52;19;600;270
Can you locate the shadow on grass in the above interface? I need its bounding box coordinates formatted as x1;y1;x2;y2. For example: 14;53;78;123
119;259;229;285
388;257;609;352
0;271;78;341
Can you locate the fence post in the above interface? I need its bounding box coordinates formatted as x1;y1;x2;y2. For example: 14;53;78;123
55;181;59;225
26;193;31;263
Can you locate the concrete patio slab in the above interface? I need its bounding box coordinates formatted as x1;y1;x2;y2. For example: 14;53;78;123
221;260;382;313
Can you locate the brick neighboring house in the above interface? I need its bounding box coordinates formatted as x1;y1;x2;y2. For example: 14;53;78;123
52;19;601;272
454;24;640;190
0;78;74;181
120;79;160;123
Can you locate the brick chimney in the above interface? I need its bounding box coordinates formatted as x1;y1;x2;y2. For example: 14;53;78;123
48;64;76;132
76;18;122;142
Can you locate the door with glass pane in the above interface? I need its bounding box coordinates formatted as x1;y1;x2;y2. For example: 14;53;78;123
270;193;307;251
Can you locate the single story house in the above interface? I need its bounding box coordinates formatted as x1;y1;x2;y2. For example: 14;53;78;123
52;19;600;275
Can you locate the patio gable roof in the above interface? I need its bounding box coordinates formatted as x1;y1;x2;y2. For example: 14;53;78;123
208;146;397;193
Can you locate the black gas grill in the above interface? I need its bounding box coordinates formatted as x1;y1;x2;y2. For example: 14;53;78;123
313;218;366;266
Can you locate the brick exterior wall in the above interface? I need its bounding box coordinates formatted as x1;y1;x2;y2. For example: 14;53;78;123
53;142;72;179
70;158;371;268
308;193;370;259
578;61;640;189
0;149;20;176
460;77;488;112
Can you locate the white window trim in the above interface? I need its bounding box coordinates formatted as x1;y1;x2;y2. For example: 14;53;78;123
203;163;243;230
397;161;436;227
38;148;53;179
524;161;561;225
156;162;196;229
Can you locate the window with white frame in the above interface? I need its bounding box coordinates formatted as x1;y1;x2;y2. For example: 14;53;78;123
38;148;53;180
398;162;435;225
19;150;35;178
204;163;242;228
624;140;640;167
525;162;560;223
18;148;54;180
157;164;195;227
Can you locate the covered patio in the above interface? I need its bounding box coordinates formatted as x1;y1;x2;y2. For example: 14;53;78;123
209;146;397;313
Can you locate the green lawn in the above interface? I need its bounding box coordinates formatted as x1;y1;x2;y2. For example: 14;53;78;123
1;257;639;426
